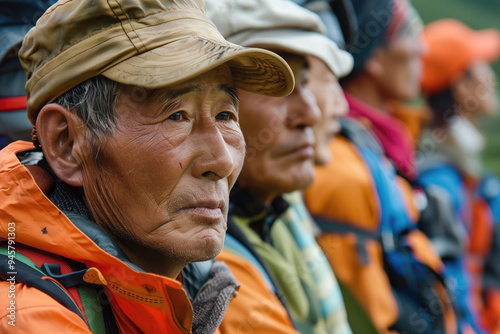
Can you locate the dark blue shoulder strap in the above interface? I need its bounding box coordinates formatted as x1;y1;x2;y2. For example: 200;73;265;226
0;251;87;323
0;246;119;334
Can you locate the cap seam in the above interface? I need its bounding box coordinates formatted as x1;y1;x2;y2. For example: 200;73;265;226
106;37;243;75
28;17;219;95
109;0;146;53
28;32;128;105
36;7;215;60
41;0;73;17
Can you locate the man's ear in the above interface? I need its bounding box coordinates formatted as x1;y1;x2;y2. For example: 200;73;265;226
451;74;470;106
364;52;385;80
36;103;85;187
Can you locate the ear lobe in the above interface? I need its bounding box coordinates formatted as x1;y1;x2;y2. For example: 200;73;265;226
364;52;385;79
451;75;470;105
36;103;85;187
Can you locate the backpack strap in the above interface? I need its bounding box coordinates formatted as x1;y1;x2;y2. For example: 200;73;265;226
42;263;91;288
313;216;401;265
0;246;87;323
0;244;118;334
41;261;117;334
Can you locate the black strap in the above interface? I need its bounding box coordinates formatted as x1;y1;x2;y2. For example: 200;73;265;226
314;216;380;241
314;216;380;265
314;216;406;264
42;263;89;288
42;263;119;334
329;0;358;47
96;285;120;334
0;253;87;323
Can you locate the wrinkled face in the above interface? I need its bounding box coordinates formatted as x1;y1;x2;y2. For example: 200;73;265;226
306;55;348;165
82;65;245;277
237;53;321;204
453;61;498;116
375;35;425;100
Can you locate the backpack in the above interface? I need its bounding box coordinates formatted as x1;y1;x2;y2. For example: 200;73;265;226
0;243;118;333
311;119;458;333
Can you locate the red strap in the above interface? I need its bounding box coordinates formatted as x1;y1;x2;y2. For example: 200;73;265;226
0;96;27;112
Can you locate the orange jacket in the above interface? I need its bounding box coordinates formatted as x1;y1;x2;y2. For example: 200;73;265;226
217;250;298;334
0;141;195;333
304;135;455;334
304;136;399;334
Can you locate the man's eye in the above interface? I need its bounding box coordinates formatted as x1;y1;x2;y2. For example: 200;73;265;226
215;112;231;121
168;112;182;121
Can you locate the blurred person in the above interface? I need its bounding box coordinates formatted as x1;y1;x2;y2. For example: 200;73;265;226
418;18;500;334
304;0;459;333
0;0;295;332
206;0;355;333
290;1;381;332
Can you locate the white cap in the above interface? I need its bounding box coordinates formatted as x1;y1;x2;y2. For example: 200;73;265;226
206;0;354;78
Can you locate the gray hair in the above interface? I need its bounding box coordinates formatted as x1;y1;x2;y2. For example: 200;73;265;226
53;75;122;148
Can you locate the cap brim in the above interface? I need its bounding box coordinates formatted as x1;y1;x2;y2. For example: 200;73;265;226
228;29;354;78
471;29;500;64
102;37;295;97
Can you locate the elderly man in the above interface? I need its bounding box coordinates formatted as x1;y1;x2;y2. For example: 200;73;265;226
0;0;294;332
206;0;354;333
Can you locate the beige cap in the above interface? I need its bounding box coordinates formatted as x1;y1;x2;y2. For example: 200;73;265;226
19;0;295;125
206;0;353;79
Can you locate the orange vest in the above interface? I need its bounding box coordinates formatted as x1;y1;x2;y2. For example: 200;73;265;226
304;136;455;334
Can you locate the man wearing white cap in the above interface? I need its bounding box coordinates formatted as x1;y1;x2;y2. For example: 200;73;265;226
206;0;354;333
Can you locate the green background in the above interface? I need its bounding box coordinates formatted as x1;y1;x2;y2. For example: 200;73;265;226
413;0;500;175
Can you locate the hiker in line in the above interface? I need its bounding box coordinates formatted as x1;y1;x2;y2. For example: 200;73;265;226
206;0;354;332
0;0;295;332
304;0;459;333
418;18;500;334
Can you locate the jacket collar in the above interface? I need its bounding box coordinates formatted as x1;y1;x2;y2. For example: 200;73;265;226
229;183;289;242
0;141;193;333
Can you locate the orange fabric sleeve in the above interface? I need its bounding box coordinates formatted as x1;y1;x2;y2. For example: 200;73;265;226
217;250;298;334
304;136;379;230
395;176;420;223
317;235;399;334
0;282;91;333
304;137;399;333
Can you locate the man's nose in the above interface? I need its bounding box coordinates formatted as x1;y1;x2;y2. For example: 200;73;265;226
286;85;321;129
192;122;236;181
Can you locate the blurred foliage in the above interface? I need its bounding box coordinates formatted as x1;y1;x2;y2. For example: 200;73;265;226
413;0;500;175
